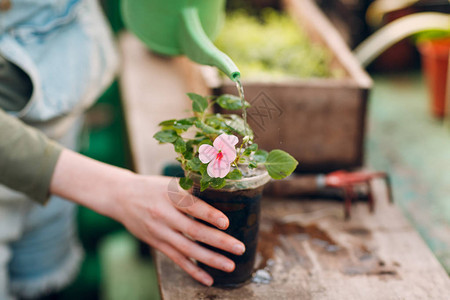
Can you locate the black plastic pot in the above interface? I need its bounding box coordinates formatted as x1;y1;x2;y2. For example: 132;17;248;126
190;170;269;287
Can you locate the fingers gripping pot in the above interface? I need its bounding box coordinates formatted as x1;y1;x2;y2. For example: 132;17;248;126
188;169;270;286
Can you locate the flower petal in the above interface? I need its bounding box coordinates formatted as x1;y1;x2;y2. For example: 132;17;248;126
214;133;238;151
198;144;218;163
222;148;236;164
213;134;238;162
207;158;231;178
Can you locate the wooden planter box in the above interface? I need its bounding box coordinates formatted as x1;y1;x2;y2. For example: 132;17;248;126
210;0;372;173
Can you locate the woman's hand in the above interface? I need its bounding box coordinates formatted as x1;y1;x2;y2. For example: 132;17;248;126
111;175;245;286
50;149;245;286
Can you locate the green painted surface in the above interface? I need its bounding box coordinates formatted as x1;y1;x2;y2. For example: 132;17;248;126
100;232;161;300
366;71;450;273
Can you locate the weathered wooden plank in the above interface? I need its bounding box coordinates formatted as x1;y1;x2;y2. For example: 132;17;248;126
155;181;450;300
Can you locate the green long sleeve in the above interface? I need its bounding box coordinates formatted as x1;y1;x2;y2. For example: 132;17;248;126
0;108;63;204
0;54;62;204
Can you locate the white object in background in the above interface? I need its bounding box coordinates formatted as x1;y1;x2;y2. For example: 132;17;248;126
354;12;450;68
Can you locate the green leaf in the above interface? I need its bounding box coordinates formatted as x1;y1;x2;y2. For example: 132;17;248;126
210;178;226;189
184;151;193;161
158;119;176;127
186;157;202;172
173;123;192;131
248;143;258;151
153;130;178;143
249;161;257;169
205;115;226;129
173;117;197;131
216;94;250;110
199;170;227;191
200;177;210;191
243;143;258;155
174;137;186;153
253;149;268;163
192;137;212;145
183;140;194;160
187;93;208;113
225;168;243;180
194;120;221;135
225;114;253;138
179;177;193;190
199;163;208;175
264;150;298;180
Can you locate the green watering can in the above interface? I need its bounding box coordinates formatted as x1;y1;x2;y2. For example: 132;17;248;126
121;0;241;81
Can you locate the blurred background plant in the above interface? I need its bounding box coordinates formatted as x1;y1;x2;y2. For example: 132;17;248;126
215;8;344;80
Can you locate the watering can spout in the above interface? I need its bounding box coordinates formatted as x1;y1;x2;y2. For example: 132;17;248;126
180;7;240;81
121;0;240;82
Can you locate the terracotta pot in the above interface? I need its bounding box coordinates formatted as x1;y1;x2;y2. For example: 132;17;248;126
190;170;270;287
418;38;450;118
372;7;420;72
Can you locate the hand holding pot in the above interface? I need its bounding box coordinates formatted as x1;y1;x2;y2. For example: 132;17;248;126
50;150;246;286
111;175;247;286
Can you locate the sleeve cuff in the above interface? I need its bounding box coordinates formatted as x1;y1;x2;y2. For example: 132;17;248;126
34;140;63;205
0;109;63;204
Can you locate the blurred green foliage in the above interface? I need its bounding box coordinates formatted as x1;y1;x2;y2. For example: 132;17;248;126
215;9;343;80
414;29;450;44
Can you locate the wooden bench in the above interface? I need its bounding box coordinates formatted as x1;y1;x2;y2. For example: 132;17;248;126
119;33;450;300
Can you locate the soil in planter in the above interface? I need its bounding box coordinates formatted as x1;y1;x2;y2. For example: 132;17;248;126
193;184;265;287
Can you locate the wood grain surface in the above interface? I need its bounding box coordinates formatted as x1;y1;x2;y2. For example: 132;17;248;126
155;181;450;300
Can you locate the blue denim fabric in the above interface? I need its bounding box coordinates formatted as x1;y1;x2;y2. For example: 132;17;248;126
6;118;84;299
0;0;118;127
0;119;84;300
0;0;118;298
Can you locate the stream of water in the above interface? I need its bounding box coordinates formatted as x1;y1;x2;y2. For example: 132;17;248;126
235;79;249;145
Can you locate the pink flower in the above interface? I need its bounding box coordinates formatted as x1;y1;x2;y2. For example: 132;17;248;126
198;133;238;178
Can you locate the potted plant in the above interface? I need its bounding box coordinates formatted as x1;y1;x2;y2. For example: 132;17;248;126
416;30;450;118
153;92;298;286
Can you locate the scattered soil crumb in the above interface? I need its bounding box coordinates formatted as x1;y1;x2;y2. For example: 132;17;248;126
372;270;398;276
346;227;371;236
196;293;219;300
257;220;339;269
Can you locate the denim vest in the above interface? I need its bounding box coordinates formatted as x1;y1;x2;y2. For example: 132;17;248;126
0;1;118;298
0;0;119;139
